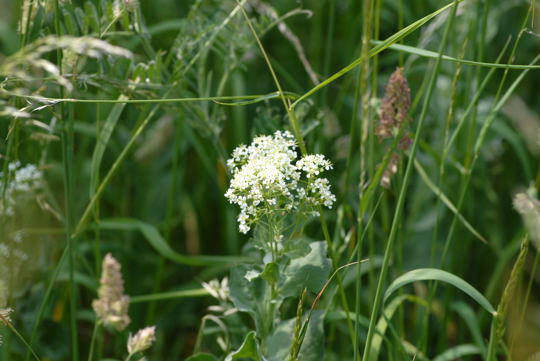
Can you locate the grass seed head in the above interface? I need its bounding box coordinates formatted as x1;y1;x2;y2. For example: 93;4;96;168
127;326;156;355
376;67;411;141
92;253;131;331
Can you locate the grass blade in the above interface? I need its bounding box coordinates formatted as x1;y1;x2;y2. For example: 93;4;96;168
383;268;496;315
97;218;248;266
291;0;463;107
373;41;540;69
414;159;487;244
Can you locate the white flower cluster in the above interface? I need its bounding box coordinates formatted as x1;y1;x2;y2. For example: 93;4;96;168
225;131;336;234
296;154;332;178
202;277;230;303
0;162;43;216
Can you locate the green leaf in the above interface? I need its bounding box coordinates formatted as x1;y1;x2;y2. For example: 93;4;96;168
83;1;100;33
282;238;311;259
280;241;331;298
186;353;219;361
229;265;268;333
490;118;533;180
372;41;540;69
342;256;383;288
325;311;370;329
295;310;324;361
90;94;127;196
384;268;496;315
266;311;324;361
292;0;464;106
432;344;481;361
130;288;209;303
450;302;486;357
369;294;428;361
414;159;487;244
261;262;279;285
98;218;246;266
225;331;261;361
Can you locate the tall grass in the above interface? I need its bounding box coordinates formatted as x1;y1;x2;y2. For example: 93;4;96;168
0;0;539;360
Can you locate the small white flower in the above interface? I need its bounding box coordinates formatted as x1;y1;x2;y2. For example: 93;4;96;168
202;278;230;302
0;162;43;216
307;178;336;208
296;154;332;178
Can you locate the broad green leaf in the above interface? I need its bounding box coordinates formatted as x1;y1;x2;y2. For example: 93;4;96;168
225;331;261;361
384;268;496;315
294;310;324;361
261;262;279;285
98;218;246;266
280;241;331;298
432;344;481;361
267;311;324;361
186;353;219;361
229;265;268;333
282;238;311;259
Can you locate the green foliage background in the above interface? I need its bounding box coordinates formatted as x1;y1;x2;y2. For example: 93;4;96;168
0;0;539;360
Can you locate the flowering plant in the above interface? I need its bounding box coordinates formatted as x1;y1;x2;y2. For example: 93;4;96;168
225;130;335;235
192;131;334;361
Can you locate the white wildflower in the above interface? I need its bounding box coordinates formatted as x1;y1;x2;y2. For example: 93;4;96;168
225;131;336;233
307;178;336;208
0;162;43;216
202;277;230;303
296;154;332;178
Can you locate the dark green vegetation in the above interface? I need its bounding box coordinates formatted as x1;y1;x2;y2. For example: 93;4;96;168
0;0;539;360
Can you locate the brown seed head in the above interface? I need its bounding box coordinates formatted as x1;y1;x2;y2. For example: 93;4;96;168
377;67;411;141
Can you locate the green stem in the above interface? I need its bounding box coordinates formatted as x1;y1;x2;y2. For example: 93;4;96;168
130;288;209;303
6;92;298;104
236;0;306;154
87;322;100;361
52;0;78;359
361;3;457;360
291;0;463;108
0;313;41;361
